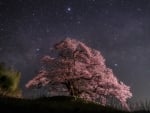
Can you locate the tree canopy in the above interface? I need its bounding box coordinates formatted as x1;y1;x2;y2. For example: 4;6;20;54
26;38;132;110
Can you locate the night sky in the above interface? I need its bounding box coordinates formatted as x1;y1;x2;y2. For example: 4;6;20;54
0;0;150;100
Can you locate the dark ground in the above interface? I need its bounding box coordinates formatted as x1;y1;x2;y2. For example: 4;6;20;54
0;96;149;113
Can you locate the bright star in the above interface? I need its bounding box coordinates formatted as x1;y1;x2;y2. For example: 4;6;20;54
67;7;71;11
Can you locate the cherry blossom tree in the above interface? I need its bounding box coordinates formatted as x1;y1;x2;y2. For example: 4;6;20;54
26;38;132;110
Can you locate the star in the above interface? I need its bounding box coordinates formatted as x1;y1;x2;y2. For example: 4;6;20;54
65;7;72;14
137;8;142;12
32;13;35;16
77;21;81;24
36;48;40;52
46;28;50;33
0;28;4;31
114;63;118;67
0;48;2;51
67;7;71;11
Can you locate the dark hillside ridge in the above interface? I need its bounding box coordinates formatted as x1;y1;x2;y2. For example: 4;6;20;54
0;96;149;113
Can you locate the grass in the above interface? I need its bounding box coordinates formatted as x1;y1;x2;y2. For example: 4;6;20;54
0;95;149;113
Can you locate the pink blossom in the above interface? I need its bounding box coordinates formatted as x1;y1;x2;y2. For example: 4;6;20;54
26;38;132;110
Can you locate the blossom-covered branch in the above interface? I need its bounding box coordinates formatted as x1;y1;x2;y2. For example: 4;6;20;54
26;38;132;110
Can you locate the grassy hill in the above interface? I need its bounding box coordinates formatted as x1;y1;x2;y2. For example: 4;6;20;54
0;96;149;113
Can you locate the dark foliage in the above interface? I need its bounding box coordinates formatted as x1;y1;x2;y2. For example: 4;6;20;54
0;62;22;97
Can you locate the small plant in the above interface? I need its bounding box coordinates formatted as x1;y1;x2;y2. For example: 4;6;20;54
0;62;22;98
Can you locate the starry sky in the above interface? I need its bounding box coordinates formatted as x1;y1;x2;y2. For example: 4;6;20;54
0;0;150;100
